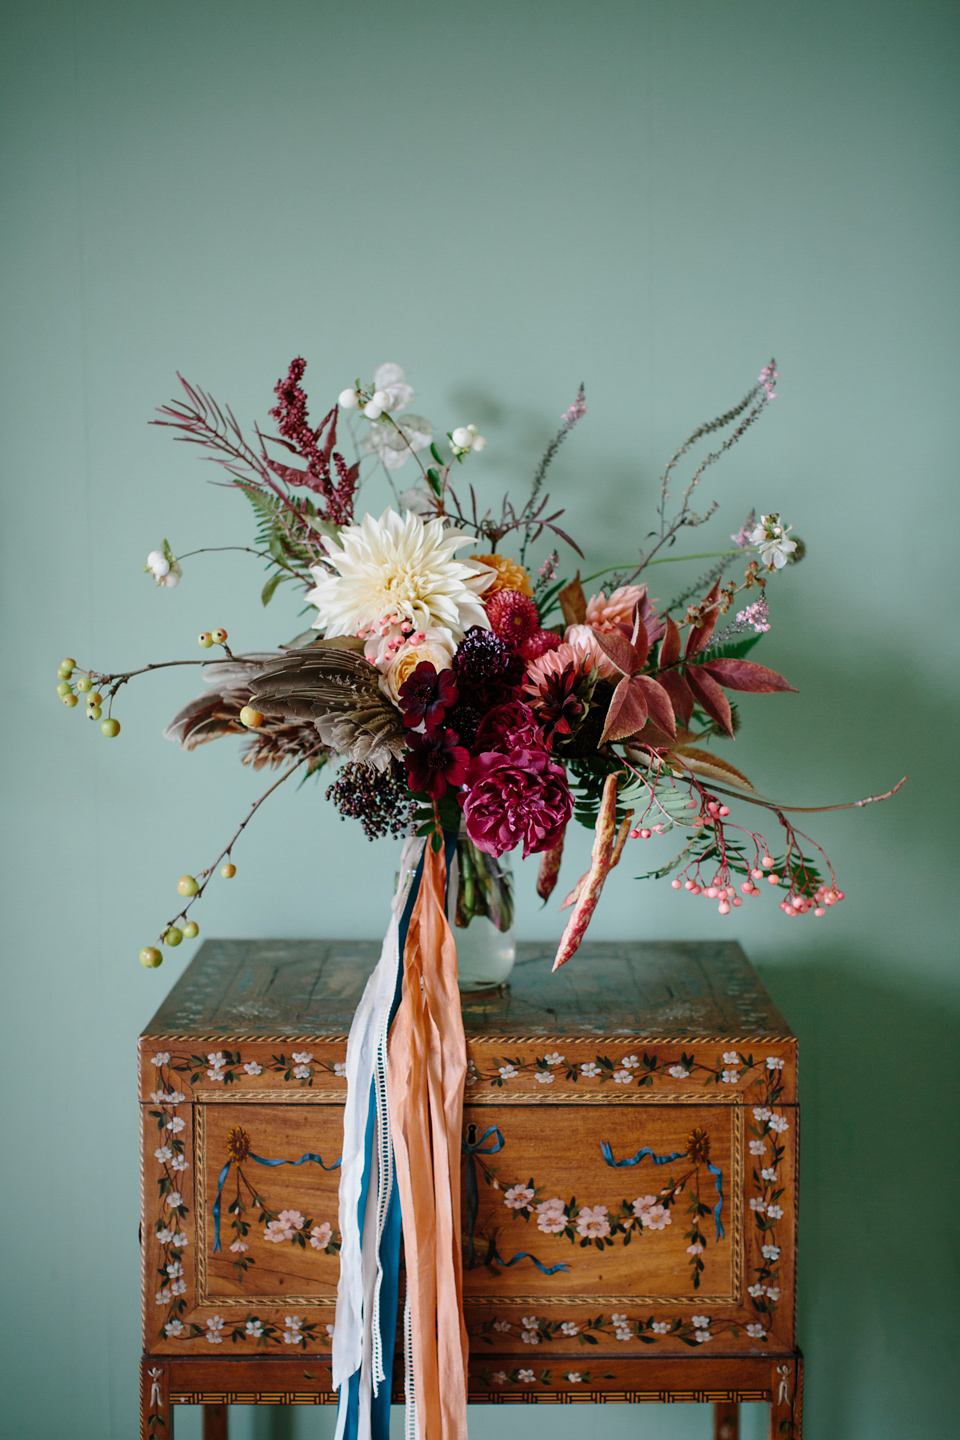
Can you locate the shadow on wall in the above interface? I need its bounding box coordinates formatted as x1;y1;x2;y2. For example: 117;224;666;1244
759;953;960;1438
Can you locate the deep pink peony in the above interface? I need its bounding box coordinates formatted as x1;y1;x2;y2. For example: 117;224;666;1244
473;701;550;755
462;748;572;858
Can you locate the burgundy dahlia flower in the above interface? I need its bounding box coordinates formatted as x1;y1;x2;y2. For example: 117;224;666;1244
452;626;525;702
462;748;573;858
397;661;459;729
404;727;469;800
474;701;549;755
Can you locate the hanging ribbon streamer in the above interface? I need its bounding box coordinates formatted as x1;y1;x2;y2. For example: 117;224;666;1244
388;832;469;1440
601;1140;725;1240
211;1149;342;1252
332;838;425;1440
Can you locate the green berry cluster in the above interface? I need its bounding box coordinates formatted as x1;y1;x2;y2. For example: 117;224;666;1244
56;658;118;735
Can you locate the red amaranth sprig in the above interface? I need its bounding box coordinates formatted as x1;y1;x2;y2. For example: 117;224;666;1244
268;357;358;523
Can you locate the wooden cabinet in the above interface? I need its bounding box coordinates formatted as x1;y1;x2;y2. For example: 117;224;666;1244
140;940;802;1438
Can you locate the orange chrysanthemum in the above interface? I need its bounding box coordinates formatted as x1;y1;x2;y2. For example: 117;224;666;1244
471;554;534;597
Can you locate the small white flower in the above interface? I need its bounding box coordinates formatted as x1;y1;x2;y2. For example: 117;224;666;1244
171;1279;186;1296
576;1204;611;1239
580;1062;601;1078
695;1330;712;1343
283;1315;303;1344
293;1065;311;1079
753;1107;772;1123
206;1315;225;1343
544;1052;564;1067
749;514;797;569
166;1191;182;1208
171;1155;189;1172
766;1056;785;1071
613;1069;632;1084
498;1064;518;1079
536;1198;567;1234
535;1070;555;1084
245;1320;263;1337
691;1316;710;1329
489;1371;508;1386
722;1051;740;1066
686;1241;705;1255
333;1062;347;1077
155;1288;172;1305
749;1140;765;1155
504;1185;535;1210
614;1326;632;1341
166;1115;185;1134
166;1260;183;1279
749;1198;766;1214
621;1054;640;1069
766;1286;780;1300
650;1321;671;1334
164;1319;185;1337
768;1114;790;1133
518;1369;535;1383
310;1223;333;1251
206;1068;225;1083
243;1061;263;1076
154;1146;173;1164
766;1204;784;1219
326;1324;335;1337
748;1283;764;1299
492;1320;511;1333
668;1064;691;1079
521;1330;540;1345
746;1323;767;1339
560;1321;579;1337
207;1051;225;1067
761;1244;781;1260
721;1070;740;1084
151;1052;171;1067
171;1232;188;1248
229;1240;249;1254
761;1167;777;1181
284;1315;302;1329
292;1051;314;1065
166;1091;185;1104
564;1372;583;1383
521;1316;539;1330
156;1228;174;1244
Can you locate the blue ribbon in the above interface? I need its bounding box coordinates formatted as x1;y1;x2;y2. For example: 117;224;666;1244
212;1150;341;1252
462;1124;505;1267
485;1245;570;1276
601;1141;725;1242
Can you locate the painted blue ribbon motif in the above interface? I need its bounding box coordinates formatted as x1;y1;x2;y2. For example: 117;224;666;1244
601;1140;725;1241
461;1124;569;1276
212;1150;341;1252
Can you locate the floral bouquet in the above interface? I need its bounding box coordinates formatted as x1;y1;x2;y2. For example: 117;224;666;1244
57;357;900;1440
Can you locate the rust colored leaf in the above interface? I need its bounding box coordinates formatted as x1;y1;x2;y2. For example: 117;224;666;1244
634;676;677;738
684;581;722;659
558;573;587;627
593;628;643;676
553;772;618;970
685;666;735;737
628;610;650;668
600;676;649;744
700;658;797;693
658;670;695;727
658;614;682;669
672;745;756;791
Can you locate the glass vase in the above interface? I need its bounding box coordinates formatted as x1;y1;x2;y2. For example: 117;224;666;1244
448;827;516;991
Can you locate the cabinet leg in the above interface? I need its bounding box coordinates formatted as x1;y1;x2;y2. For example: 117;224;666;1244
714;1401;739;1440
141;1360;172;1440
768;1354;804;1439
203;1403;228;1440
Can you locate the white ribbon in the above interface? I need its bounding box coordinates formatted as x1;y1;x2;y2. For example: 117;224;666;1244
333;838;424;1440
148;1368;163;1408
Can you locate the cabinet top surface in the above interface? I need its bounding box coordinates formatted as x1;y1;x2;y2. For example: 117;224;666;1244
143;939;793;1040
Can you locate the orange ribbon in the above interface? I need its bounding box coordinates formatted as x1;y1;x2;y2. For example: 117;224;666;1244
387;840;468;1440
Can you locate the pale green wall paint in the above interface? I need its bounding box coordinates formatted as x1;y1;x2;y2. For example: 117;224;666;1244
2;2;957;1437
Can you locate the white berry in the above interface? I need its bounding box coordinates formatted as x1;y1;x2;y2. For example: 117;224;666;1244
338;388;359;409
162;571;180;588
363;400;383;420
147;551;170;577
451;427;472;448
372;389;390;410
471;434;487;451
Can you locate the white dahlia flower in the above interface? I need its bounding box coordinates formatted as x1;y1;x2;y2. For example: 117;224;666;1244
307;508;492;641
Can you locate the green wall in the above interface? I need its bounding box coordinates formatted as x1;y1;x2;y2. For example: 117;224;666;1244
2;2;957;1437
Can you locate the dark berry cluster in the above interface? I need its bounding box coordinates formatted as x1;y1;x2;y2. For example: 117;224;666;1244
326;760;417;841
